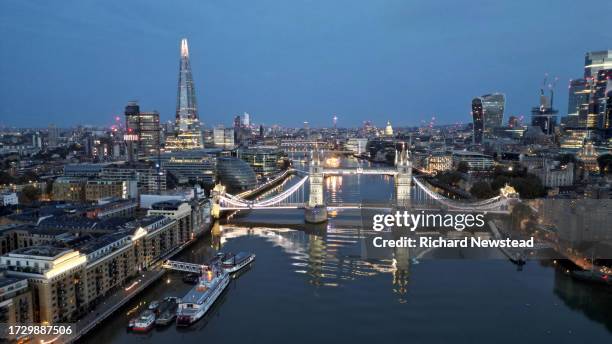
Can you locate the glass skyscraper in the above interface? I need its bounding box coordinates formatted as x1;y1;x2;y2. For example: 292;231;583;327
165;38;204;150
481;93;505;137
584;50;612;78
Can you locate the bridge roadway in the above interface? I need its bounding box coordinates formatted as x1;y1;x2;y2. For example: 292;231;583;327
219;202;511;214
320;167;398;175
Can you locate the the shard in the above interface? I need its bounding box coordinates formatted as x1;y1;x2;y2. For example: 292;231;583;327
166;38;204;150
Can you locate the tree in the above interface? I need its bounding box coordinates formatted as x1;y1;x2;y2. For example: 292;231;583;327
491;175;511;191
456;161;470;173
509;173;545;199
470;181;497;199
19;185;41;204
597;154;612;175
557;153;577;166
511;202;534;231
437;171;462;186
166;172;179;190
0;171;14;185
17;171;38;184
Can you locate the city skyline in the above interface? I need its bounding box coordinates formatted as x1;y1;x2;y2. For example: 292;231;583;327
1;1;612;128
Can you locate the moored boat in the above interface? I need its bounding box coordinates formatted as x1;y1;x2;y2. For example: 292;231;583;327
148;300;160;312
156;297;180;326
133;310;156;332
571;269;612;285
176;268;230;326
221;252;256;273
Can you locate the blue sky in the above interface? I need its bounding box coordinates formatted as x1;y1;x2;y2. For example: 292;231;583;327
1;0;611;128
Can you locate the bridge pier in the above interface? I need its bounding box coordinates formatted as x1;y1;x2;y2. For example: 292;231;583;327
305;205;328;223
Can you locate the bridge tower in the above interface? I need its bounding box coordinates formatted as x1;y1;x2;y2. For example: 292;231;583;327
305;148;328;223
394;145;412;208
210;183;226;219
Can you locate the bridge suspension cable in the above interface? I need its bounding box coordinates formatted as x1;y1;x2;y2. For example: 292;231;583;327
219;175;309;209
412;177;509;211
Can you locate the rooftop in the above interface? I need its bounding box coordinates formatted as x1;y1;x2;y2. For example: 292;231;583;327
0;276;27;289
150;199;185;210
74;232;131;255
10;245;72;259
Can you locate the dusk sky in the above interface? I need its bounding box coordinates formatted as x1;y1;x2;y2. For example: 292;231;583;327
1;0;611;128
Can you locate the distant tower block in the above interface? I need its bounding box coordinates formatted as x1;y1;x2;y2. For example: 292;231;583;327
395;147;412;208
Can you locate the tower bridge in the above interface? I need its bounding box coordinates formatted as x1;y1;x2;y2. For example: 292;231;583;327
211;149;520;223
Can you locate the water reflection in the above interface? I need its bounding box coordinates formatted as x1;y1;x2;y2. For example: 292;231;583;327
214;223;411;303
553;264;612;332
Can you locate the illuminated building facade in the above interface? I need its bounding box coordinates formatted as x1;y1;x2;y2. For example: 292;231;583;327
0;277;33;325
0;215;185;323
213;127;235;150
237;146;282;176
160;154;217;184
566;79;589;128
425;152;453;173
595;69;612;132
124;102;161;158
384;121;394;137
584;50;612;78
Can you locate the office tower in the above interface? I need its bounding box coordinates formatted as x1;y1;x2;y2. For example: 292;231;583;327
531;89;558;135
165;38;204;150
595;69;612;131
213;126;235;150
584;50;612;78
242;112;250;127
124;101;161;157
508;116;519;128
48;124;59;148
481;93;505;136
567;79;588;117
233;115;241;142
471;98;484;144
32;131;42;148
565;78;589;128
603;89;612;132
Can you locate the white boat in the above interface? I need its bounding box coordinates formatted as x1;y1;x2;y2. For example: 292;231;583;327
221;252;256;273
133;310;156;332
176;269;230;326
148;300;160;311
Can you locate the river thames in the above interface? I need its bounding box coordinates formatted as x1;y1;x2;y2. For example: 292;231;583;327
82;158;612;343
